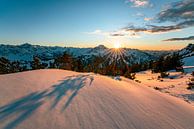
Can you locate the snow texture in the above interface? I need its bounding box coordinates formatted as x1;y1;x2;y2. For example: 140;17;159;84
0;69;194;129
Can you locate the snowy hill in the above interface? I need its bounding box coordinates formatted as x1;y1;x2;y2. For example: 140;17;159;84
0;43;168;65
178;44;194;72
0;69;194;129
183;56;194;66
178;43;194;58
136;70;194;106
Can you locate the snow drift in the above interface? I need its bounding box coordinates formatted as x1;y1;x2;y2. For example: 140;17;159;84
0;69;194;129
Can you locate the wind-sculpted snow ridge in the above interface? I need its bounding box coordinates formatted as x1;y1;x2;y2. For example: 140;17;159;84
0;69;194;129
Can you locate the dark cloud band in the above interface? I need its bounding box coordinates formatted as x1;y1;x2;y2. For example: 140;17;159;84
123;20;194;34
163;36;194;41
157;0;194;22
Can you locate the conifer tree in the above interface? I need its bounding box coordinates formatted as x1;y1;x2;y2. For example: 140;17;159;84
0;57;10;74
54;52;73;70
31;56;43;70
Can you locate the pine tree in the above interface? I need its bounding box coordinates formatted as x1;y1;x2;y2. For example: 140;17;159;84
124;70;136;80
10;61;22;73
151;53;183;73
31;56;43;70
54;52;73;70
152;56;164;73
0;57;10;74
72;56;84;72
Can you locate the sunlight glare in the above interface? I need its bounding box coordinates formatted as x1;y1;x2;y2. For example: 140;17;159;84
114;41;121;49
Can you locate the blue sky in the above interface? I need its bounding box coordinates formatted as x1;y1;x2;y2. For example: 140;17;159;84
0;0;193;50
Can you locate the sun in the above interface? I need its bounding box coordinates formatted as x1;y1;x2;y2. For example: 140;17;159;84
114;41;121;49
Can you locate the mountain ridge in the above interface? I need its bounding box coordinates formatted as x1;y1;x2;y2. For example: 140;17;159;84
0;43;193;70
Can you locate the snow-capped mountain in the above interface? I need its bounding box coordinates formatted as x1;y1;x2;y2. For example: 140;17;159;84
0;43;169;64
1;43;193;68
177;44;194;69
178;43;194;58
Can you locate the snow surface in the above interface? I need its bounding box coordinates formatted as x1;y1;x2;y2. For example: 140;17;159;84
183;56;194;66
136;71;194;106
1;69;194;129
182;55;194;73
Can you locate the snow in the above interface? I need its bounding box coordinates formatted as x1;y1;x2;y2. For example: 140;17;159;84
113;76;122;81
1;69;194;129
182;55;194;73
183;56;194;66
178;43;194;57
136;70;194;106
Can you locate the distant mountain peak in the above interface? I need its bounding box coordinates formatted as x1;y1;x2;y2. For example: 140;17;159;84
20;43;32;47
186;43;194;50
94;45;107;50
178;43;194;57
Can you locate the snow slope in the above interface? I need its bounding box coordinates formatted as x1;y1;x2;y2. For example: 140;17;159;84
0;69;194;129
182;55;194;73
183;56;194;66
136;71;194;106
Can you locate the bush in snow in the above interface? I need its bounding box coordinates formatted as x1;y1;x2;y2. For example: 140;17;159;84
135;80;141;83
154;87;162;91
187;83;194;90
160;72;169;78
124;71;136;80
187;78;194;90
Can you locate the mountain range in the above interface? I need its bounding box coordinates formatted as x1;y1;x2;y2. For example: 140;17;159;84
0;43;193;68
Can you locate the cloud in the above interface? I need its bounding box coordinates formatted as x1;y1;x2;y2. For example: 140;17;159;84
163;36;194;41
87;20;194;38
110;33;125;37
121;0;194;35
144;17;153;21
88;1;194;38
154;0;194;31
136;12;145;17
157;0;194;23
124;20;194;34
123;25;178;34
85;30;109;36
126;0;153;7
86;29;140;38
110;30;140;38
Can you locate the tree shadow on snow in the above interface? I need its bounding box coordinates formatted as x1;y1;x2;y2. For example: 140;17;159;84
0;74;94;129
47;74;94;110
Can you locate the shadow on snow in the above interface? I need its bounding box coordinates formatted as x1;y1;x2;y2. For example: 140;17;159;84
0;74;94;129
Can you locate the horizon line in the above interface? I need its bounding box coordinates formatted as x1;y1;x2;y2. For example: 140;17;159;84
0;42;184;51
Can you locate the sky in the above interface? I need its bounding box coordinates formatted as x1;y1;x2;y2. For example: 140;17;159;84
0;0;194;50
